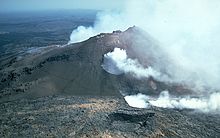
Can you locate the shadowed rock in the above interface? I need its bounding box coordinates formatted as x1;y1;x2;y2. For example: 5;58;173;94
0;26;193;102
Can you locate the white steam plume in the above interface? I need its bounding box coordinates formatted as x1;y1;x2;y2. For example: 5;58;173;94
125;91;220;112
103;48;220;112
68;11;131;43
69;0;220;111
102;48;169;80
124;93;150;108
69;0;220;90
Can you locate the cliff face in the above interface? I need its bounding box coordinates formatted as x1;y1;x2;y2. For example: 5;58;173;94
0;26;192;102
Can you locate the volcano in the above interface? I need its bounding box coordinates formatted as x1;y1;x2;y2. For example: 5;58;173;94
1;27;220;137
0;26;193;102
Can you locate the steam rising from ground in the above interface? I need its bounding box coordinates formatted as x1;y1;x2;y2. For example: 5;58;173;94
102;48;166;79
69;0;220;90
69;11;130;43
103;48;220;112
69;0;220;111
125;91;220;112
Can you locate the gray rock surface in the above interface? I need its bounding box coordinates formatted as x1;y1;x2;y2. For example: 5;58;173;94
0;27;220;137
0;96;219;137
0;27;193;103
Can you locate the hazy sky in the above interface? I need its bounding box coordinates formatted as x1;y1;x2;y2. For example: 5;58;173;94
0;0;126;12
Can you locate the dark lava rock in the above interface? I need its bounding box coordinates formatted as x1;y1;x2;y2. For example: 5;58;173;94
0;27;219;137
0;96;219;137
0;26;193;102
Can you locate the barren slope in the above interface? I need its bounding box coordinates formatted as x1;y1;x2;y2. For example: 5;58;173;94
0;27;192;102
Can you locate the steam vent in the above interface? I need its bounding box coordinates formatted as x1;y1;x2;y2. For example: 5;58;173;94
0;26;191;100
1;27;220;137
